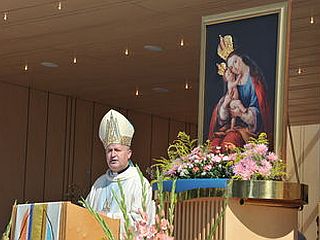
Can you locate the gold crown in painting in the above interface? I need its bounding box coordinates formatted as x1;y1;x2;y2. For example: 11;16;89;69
99;109;134;148
217;35;234;61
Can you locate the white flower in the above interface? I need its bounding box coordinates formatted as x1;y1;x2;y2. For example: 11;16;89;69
222;155;230;161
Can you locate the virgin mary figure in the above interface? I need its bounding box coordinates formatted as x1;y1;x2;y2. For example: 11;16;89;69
209;35;272;151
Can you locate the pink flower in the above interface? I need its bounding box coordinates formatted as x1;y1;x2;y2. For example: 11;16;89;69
227;153;236;161
267;152;278;162
135;222;148;237
138;208;148;222
211;155;222;163
190;146;201;155
257;159;272;176
233;158;257;180
188;154;200;162
204;164;212;171
155;232;174;240
222;155;230;161
244;143;255;150
160;218;169;231
192;166;200;173
147;225;157;238
254;144;268;155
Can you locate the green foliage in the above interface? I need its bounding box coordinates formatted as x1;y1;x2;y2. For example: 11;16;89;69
248;132;269;145
155;169;165;220
167;132;198;160
168;178;177;236
269;160;287;180
136;165;147;212
205;182;230;240
152;131;199;175
153;168;177;237
152;132;286;181
112;181;134;240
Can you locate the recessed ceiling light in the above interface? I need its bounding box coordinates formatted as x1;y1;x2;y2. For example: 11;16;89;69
310;16;314;24
152;87;169;93
57;2;62;10
41;62;59;68
297;67;302;75
124;48;130;56
180;38;184;47
135;88;140;96
144;45;163;52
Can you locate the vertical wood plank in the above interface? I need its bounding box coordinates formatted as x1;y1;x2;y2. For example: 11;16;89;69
189;123;198;140
44;94;67;201
72;99;94;196
66;97;77;199
151;116;169;160
63;96;73;200
24;89;48;202
301;124;320;239
169;120;186;144
0;82;28;232
128;110;152;175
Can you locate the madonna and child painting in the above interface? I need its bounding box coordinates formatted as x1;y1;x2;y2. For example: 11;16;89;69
200;12;285;152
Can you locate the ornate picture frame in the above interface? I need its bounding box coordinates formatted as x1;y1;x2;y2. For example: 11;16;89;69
198;2;290;156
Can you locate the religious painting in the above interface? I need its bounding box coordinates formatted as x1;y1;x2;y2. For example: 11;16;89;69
198;2;290;156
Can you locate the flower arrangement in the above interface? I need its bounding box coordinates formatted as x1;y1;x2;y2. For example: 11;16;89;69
231;133;286;180
133;170;176;240
80;167;176;240
151;132;286;181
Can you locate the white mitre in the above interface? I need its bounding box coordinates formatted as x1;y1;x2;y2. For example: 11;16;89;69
99;109;134;148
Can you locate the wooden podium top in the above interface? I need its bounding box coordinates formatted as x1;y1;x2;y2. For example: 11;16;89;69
11;201;120;240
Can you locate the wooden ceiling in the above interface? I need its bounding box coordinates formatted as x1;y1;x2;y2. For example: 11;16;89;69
0;0;319;125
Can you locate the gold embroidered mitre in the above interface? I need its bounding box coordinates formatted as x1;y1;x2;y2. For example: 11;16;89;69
99;109;134;148
217;35;234;61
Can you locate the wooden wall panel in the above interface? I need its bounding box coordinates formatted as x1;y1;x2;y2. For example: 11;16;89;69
128;110;152;175
0;82;28;233
151;116;169;161
0;83;197;232
286;126;303;182
189;123;198;139
64;97;76;200
300;125;320;239
24;89;48;202
44;94;67;201
286;124;320;240
169;120;186;144
72;99;94;196
90;103;111;186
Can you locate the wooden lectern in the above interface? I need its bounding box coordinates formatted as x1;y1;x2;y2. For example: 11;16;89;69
158;179;308;240
10;201;120;240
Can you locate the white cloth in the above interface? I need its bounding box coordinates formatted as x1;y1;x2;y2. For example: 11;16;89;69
86;165;155;235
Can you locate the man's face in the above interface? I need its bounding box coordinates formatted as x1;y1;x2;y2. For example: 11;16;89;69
105;143;132;172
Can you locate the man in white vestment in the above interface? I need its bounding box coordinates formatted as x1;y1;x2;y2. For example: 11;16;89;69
86;109;155;235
